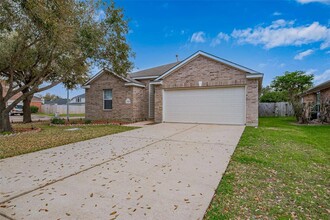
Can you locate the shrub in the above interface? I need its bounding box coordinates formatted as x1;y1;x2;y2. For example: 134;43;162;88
30;106;39;113
51;118;65;124
84;119;92;124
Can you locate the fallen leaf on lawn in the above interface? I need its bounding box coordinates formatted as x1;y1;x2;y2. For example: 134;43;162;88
110;211;117;215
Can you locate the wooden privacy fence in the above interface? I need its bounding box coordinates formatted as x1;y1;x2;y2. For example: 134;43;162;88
259;102;294;117
41;104;85;114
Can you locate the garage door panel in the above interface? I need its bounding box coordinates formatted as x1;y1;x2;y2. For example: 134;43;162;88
163;87;245;125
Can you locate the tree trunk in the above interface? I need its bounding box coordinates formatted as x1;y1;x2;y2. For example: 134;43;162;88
0;101;12;132
291;99;307;124
23;94;33;123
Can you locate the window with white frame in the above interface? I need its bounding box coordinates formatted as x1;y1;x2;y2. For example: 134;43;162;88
103;89;112;110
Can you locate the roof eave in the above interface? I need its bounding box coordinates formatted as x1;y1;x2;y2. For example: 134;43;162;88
130;76;159;80
246;74;263;79
124;82;145;88
149;81;163;85
155;51;260;81
84;68;130;86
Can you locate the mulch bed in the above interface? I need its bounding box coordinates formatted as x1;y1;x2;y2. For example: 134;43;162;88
291;121;330;126
50;119;131;126
1;127;42;137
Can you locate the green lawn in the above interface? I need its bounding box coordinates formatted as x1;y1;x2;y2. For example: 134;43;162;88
205;117;330;219
0;122;136;159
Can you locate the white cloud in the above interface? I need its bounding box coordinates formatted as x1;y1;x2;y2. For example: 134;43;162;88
273;11;282;16
314;69;330;83
210;32;230;46
93;9;106;22
294;49;314;60
280;63;286;67
191;31;206;43
258;63;267;68
296;0;330;4
306;69;317;75
231;20;330;49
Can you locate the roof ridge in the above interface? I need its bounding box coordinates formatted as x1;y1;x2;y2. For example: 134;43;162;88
130;61;181;75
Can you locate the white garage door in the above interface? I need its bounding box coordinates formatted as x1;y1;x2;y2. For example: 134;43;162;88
163;87;245;125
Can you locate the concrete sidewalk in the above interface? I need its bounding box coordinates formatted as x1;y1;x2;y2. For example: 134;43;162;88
0;123;244;220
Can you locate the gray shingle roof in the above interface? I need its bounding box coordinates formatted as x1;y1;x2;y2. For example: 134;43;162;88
305;80;330;94
71;94;85;99
44;98;68;105
126;75;145;85
129;62;181;78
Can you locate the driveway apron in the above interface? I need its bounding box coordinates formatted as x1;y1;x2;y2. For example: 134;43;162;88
0;123;244;220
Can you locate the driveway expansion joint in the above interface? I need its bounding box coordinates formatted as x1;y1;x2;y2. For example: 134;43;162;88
0;123;244;220
0;124;199;205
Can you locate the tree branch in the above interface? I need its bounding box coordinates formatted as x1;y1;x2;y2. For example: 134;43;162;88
5;81;61;113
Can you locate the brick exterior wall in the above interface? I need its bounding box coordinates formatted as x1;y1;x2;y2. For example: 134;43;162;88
162;56;246;89
303;93;316;104
86;55;261;125
137;79;151;119
246;79;259;126
154;85;163;122
154;55;260;126
302;87;330;121
321;87;330;102
303;87;330;104
132;86;147;121
85;72;134;121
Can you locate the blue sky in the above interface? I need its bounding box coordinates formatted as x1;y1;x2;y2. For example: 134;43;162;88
43;0;330;98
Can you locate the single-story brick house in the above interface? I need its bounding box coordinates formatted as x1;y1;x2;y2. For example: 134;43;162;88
83;51;263;126
301;80;330;120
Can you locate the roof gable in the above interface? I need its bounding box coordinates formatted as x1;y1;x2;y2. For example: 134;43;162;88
155;51;263;81
84;68;130;86
83;68;145;88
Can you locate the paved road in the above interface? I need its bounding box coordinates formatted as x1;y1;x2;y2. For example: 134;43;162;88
9;115;52;123
0;123;244;220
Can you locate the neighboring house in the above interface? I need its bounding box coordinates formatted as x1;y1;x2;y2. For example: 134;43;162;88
31;96;43;109
69;94;85;106
84;51;263;126
44;98;68;105
302;80;330;120
1;80;43;109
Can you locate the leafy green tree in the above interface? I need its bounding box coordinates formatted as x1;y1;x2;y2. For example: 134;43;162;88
271;71;313;123
260;86;288;103
0;0;133;132
43;93;61;102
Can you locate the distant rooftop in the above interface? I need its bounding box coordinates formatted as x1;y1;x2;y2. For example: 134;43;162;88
129;62;181;78
305;80;330;94
44;98;67;105
71;93;85;99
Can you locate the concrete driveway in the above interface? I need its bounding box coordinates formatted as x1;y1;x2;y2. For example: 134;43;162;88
0;123;244;220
